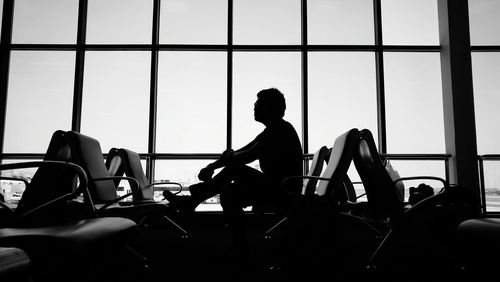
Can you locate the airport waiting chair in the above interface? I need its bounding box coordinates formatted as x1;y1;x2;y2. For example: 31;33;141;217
113;147;188;235
105;147;126;188
352;128;479;278
263;145;330;239
0;130;145;281
0;247;31;281
455;217;500;280
64;131;188;238
280;128;361;278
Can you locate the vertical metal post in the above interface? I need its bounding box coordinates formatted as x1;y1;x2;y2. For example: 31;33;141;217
373;0;387;154
0;0;15;155
227;0;233;150
72;0;88;132
147;0;161;181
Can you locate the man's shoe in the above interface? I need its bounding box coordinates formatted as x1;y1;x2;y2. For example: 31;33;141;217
162;190;196;216
189;182;219;202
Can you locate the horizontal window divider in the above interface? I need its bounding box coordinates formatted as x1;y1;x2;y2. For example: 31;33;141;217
478;154;500;160
382;154;451;160
1;153;453;161
147;153;221;160
6;44;441;52
1;153;45;159
10;44;79;51
380;45;441;52
471;46;500;52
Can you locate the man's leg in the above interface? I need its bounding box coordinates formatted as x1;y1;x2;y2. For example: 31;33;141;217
163;164;259;214
219;165;268;254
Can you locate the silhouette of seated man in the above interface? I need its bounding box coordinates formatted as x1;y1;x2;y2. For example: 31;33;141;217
164;87;303;252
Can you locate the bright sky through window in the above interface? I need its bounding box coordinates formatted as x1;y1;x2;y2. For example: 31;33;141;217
1;0;499;209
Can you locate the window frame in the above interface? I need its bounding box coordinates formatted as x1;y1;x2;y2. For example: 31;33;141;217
0;0;456;212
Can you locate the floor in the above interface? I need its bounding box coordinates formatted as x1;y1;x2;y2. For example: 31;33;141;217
32;211;491;282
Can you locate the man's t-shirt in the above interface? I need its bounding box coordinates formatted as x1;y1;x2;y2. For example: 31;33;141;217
255;119;303;194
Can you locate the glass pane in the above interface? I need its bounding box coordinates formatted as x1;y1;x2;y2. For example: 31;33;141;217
12;0;78;44
233;0;301;45
384;52;444;153
1;159;40;204
388;159;447;202
0;0;3;33
232;52;302;149
381;0;439;45
308;52;377;152
4;51;74;153
86;0;153;44
469;0;500;45
472;53;500;154
308;0;374;45
155;159;223;211
482;160;500;212
112;158;147;201
156;51;227;153
81;51;150;153
160;0;227;44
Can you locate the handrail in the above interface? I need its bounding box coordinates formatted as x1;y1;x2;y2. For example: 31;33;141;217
382;154;451;160
477;155;500;215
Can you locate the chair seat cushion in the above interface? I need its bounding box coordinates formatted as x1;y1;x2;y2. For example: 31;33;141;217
97;202;175;219
0;247;31;278
0;217;137;251
456;217;500;273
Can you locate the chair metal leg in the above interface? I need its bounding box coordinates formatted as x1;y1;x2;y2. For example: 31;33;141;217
264;216;288;239
366;229;391;270
125;245;149;267
137;216;148;228
162;215;189;239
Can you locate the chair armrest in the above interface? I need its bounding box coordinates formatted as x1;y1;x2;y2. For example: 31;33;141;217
393;176;449;190
0;161;92;221
282;175;332;195
0;201;15;215
0;176;30;188
146;181;183;195
92;176;140;211
350;181;366;199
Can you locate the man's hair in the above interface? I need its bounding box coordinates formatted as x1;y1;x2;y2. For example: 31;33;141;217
256;88;286;118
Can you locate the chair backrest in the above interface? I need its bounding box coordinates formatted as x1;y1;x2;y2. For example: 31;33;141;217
65;131;119;204
352;129;404;221
302;146;329;195
15;130;77;216
105;148;125;187
314;129;360;197
117;148;153;202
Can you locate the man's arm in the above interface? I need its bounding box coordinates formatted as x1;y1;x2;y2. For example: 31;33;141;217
198;137;261;181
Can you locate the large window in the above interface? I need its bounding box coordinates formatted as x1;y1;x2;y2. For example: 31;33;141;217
12;0;78;44
156;51;227;153
308;52;377;152
1;0;452;210
4;51;75;153
232;52;302;149
384;52;444;154
81;51;151;152
470;0;500;212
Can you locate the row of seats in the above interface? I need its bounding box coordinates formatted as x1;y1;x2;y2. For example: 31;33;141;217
267;128;483;280
0;128;496;280
0;130;159;281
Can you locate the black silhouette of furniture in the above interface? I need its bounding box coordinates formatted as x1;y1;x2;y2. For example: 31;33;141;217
0;246;31;281
64;131;188;238
280;128;361;278
263;145;330;239
352;128;478;278
114;147;188;235
0;130;145;280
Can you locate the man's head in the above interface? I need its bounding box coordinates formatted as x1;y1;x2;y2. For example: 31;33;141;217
254;88;286;124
